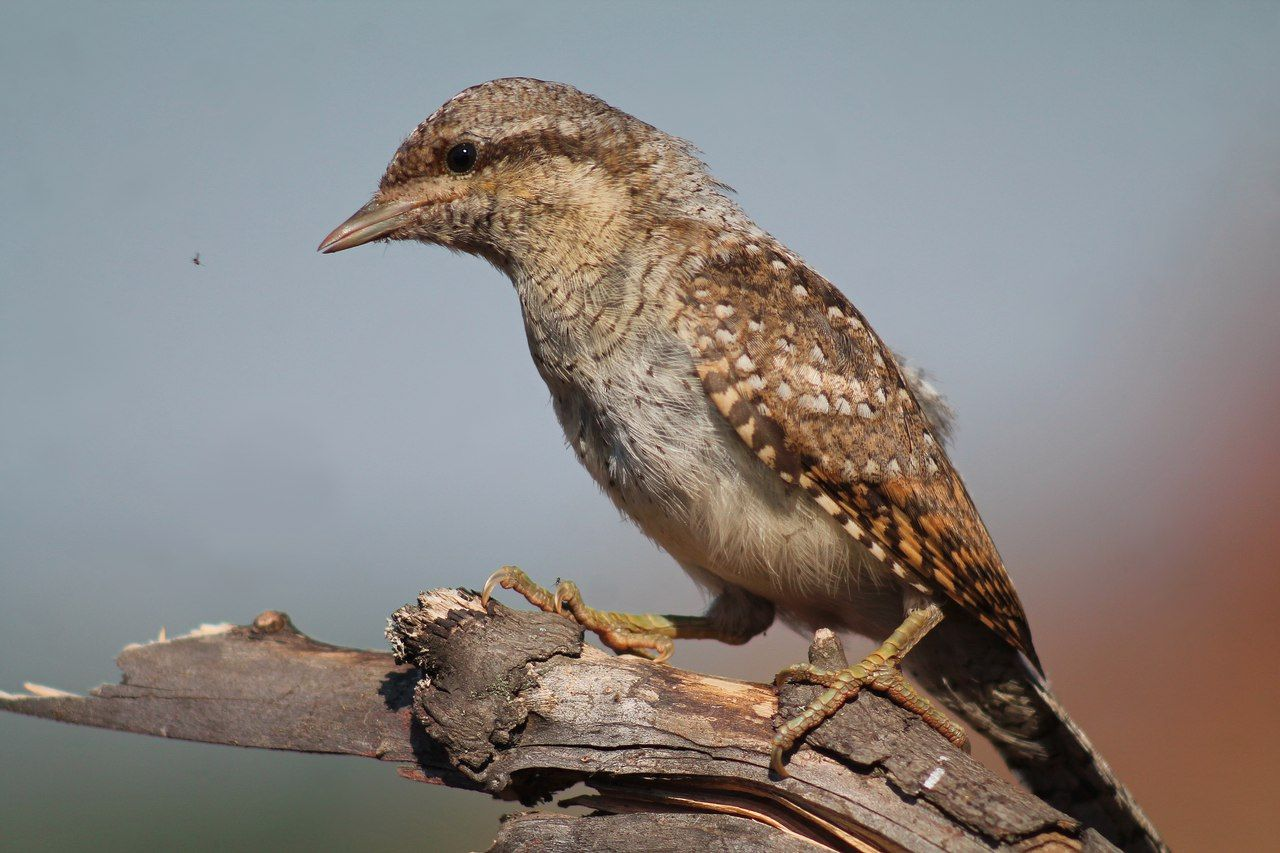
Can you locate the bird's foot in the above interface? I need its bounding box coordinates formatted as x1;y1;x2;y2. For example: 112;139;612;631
481;566;676;662
770;608;968;777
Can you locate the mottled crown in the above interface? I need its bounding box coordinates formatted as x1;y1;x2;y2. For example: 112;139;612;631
380;78;727;207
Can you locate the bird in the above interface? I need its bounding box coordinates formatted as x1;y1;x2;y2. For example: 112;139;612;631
319;78;1165;851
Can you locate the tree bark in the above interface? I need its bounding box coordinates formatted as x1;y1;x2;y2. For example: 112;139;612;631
0;588;1112;852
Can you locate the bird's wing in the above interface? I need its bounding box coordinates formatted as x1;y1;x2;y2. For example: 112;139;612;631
675;243;1038;665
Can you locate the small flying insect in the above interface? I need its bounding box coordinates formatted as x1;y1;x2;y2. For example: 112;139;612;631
192;253;201;266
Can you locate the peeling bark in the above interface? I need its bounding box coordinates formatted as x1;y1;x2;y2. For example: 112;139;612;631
0;589;1113;852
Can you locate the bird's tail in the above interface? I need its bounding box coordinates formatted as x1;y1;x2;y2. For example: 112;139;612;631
909;617;1168;852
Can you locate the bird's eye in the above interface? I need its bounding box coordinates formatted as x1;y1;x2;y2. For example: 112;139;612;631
445;142;477;174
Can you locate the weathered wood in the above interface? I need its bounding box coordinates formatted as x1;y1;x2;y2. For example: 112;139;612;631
490;811;825;852
0;589;1113;852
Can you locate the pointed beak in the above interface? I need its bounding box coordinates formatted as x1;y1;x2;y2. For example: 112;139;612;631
317;198;421;254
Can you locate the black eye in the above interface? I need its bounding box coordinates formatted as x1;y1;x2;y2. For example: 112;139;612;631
445;141;477;174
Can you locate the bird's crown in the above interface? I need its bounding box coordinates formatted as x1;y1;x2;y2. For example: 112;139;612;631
320;78;741;265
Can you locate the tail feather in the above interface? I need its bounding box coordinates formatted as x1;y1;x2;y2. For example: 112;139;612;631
1010;661;1166;852
910;615;1168;852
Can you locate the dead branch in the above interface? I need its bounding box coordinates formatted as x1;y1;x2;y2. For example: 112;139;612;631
0;588;1113;852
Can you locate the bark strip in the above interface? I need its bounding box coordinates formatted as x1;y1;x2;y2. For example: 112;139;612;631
0;589;1113;852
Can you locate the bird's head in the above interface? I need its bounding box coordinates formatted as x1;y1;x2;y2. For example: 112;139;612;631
318;78;734;274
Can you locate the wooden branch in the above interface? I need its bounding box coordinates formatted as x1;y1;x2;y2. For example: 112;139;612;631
0;588;1113;852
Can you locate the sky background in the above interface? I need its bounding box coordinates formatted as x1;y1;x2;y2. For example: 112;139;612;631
3;2;1279;850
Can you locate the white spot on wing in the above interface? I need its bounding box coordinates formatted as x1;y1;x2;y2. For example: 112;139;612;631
798;393;830;414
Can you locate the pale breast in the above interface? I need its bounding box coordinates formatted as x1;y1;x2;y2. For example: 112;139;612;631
538;326;902;629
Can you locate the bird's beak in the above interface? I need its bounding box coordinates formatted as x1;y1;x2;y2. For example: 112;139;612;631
317;198;421;254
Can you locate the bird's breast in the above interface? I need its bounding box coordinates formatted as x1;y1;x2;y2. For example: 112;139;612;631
531;325;898;624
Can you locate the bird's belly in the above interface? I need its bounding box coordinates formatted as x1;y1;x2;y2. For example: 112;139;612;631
544;347;903;635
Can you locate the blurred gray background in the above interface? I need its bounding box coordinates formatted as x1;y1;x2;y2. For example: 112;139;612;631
3;2;1278;850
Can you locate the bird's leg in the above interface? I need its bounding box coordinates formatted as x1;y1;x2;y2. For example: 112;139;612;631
771;604;967;776
481;566;769;662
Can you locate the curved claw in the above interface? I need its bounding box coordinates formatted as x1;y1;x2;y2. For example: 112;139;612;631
774;667;805;688
642;636;675;664
770;740;792;778
552;580;579;616
480;566;520;608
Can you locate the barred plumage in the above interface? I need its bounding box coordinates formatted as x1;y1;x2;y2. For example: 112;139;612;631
320;77;1165;852
679;246;1038;663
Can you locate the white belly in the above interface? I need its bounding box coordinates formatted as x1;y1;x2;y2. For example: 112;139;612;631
540;331;904;637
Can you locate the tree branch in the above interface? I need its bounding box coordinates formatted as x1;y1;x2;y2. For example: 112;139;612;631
0;588;1112;852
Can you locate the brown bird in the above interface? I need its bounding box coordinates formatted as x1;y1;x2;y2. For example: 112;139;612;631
320;78;1164;851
